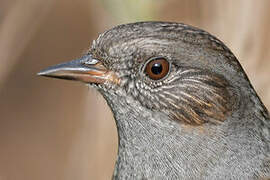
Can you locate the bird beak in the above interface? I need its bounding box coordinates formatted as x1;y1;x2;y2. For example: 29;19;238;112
37;55;119;84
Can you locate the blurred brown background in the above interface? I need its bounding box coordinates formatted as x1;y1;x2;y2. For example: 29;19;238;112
0;0;270;179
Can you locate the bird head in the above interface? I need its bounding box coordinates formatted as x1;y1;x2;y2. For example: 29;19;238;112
38;22;242;126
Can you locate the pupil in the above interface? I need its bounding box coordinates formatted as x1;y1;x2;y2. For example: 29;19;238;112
151;63;163;75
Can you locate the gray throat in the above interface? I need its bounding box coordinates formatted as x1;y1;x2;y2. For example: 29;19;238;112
100;89;270;180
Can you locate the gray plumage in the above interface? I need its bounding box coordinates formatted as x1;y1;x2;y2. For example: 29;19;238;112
39;22;270;179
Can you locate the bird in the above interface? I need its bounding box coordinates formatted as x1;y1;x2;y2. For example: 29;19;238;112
38;21;270;179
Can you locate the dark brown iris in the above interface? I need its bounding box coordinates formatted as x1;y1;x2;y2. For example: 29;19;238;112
145;58;169;80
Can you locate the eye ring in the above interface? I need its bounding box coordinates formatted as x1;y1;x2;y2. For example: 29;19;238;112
144;57;170;80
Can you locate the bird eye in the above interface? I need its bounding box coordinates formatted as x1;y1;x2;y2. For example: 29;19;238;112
145;58;170;80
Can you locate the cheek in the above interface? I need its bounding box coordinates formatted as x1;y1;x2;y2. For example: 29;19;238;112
134;80;165;110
